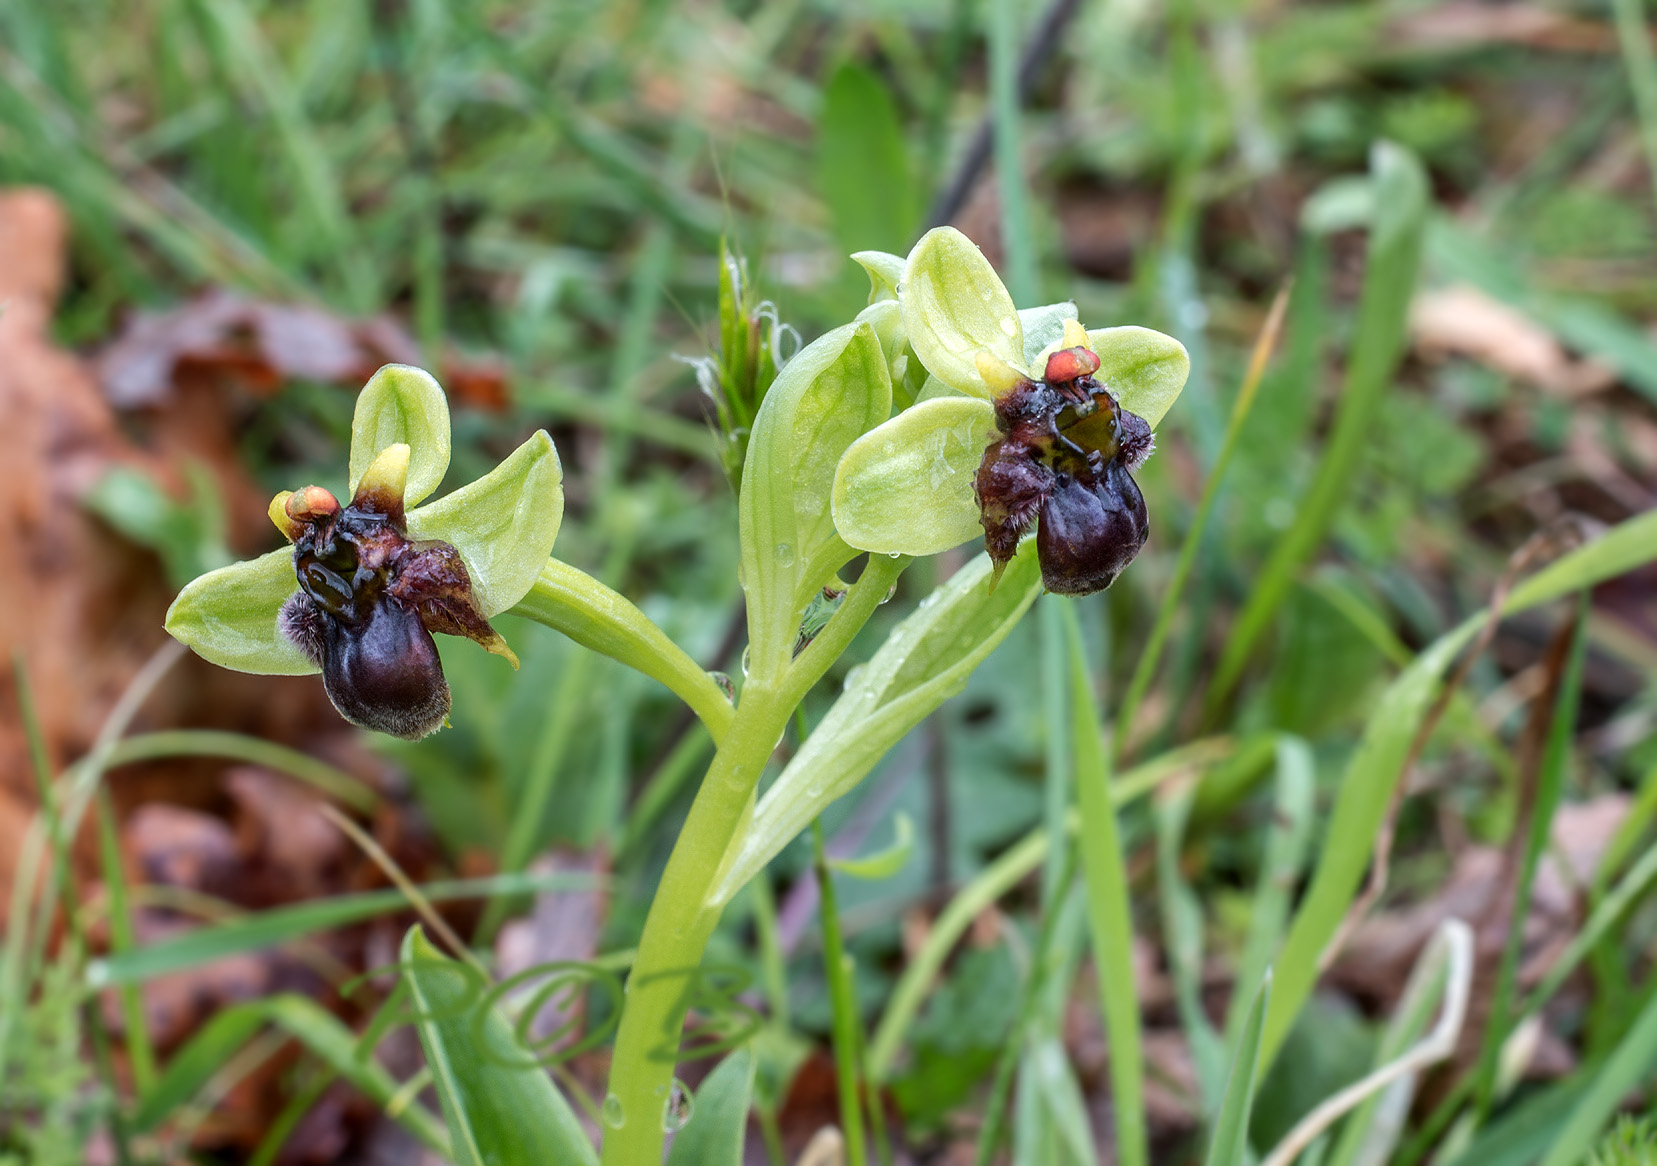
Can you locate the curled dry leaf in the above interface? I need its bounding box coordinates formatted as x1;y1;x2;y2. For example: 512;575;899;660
1410;284;1616;397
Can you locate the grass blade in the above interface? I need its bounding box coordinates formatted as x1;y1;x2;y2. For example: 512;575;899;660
89;870;599;986
1206;972;1271;1166
1472;595;1590;1115
1260;920;1473;1166
1061;600;1146;1166
1538;984;1657;1166
1116;281;1290;756
1260;507;1657;1069
812;820;868;1166
1207;142;1428;714
133;993;448;1152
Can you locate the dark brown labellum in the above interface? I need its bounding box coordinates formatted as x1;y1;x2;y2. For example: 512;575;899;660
276;481;513;739
1035;459;1149;596
974;351;1155;596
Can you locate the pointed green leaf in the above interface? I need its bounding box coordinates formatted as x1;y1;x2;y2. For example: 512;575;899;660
401;927;597;1166
832;396;993;556
902;226;1024;397
1085;326;1191;428
1029;1037;1101;1165
665;1048;755;1166
349;364;452;506
408;430;563;618
739;321;892;680
164;548;314;675
712;546;1042;905
851;250;905;303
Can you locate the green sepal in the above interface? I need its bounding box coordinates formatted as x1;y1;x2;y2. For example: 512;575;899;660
1085;326;1191;428
349;364;452;507
901;226;1025;398
855;299;912;406
408;430;563;618
739;320;892;681
1019;301;1080;366
851;249;905;303
163;547;314;676
831;396;994;556
711;544;1041;905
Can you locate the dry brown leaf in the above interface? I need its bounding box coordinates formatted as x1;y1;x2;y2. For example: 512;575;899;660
1411;284;1616;397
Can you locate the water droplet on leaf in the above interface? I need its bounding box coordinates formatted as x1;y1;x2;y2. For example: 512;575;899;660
773;542;795;567
662;1078;694;1132
602;1094;626;1129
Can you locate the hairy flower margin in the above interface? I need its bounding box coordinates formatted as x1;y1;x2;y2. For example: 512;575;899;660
164;365;563;736
830;226;1190;589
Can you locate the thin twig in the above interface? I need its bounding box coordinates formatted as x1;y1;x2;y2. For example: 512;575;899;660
924;0;1086;229
320;805;488;978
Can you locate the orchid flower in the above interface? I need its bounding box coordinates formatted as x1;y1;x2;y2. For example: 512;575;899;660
164;365;562;738
832;227;1190;594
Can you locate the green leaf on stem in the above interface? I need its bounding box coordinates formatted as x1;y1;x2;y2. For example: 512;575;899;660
349;364;452;507
739;320;892;680
401;927;597;1166
711;544;1042;905
832;396;994;556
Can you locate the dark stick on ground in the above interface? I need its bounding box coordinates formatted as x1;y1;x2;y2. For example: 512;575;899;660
923;0;1087;231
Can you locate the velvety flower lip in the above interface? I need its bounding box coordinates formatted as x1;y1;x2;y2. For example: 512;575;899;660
831;227;1189;591
164;364;563;736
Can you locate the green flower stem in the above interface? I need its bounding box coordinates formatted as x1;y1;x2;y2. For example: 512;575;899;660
600;680;790;1165
780;554;910;705
513;558;734;743
599;555;905;1165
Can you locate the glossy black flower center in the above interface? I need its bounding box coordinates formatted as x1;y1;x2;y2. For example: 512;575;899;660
973;345;1153;596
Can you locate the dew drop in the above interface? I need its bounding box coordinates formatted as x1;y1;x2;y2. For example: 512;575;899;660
999;316;1017;337
708;671;736;702
740;644;752;679
662;1078;694;1132
880;582;897;605
601;1094;626;1129
887;551;902;559
774;542;796;567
